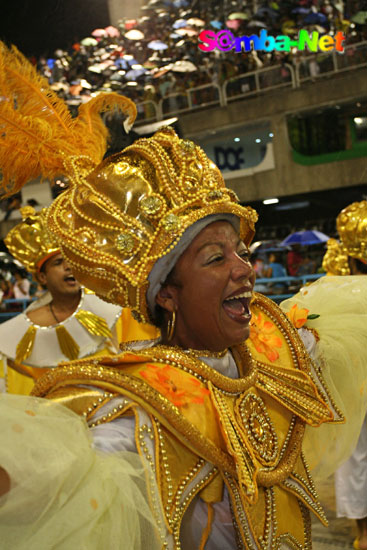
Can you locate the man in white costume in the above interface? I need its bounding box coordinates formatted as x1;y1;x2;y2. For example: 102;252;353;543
0;206;122;394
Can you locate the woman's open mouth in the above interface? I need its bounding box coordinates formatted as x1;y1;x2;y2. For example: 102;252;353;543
222;289;252;324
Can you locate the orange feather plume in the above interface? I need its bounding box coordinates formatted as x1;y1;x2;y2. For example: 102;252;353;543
0;42;137;195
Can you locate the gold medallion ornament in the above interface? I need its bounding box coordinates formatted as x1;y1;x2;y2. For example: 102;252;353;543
236;393;278;464
115;233;135;255
139;195;164;217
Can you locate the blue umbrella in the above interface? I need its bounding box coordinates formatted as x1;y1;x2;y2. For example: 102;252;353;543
292;7;310;15
125;68;147;80
254;7;279;20
303;12;327;25
114;57;138;69
210;20;223;29
281;230;330;246
173;18;187;29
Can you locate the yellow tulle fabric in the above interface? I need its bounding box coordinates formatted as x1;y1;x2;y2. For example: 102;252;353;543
0;394;162;550
281;276;367;482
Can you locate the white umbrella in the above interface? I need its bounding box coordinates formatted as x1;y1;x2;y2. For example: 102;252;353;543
171;60;197;72
50;82;69;92
247;20;267;28
80;37;98;47
125;29;145;40
186;17;205;26
175;27;198;36
228;12;248;20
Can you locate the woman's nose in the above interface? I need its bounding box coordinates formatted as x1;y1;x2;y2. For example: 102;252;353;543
231;255;255;282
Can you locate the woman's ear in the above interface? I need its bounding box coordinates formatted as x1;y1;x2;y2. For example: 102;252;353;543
155;284;178;314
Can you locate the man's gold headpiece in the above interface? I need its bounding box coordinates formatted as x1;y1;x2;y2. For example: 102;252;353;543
5;207;60;274
0;42;258;322
322;201;367;275
337;201;367;264
322;239;350;276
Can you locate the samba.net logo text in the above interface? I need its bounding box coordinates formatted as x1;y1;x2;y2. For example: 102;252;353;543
198;29;346;53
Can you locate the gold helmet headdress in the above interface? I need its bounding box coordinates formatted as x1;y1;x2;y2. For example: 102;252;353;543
322;201;367;276
322;238;350;276
337;201;367;265
47;128;258;322
4;206;60;274
0;42;258;323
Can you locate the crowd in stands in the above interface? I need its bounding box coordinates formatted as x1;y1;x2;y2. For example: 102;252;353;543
27;0;367;118
0;266;45;316
251;243;324;296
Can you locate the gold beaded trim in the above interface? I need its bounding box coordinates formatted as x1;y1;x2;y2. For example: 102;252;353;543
181;347;228;359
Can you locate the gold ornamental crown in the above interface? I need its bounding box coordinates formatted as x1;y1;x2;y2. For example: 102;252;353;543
322;238;350;276
336;201;367;265
5;206;60;274
47;127;258;322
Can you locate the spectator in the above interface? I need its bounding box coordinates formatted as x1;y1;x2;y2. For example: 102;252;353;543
0;279;14;301
298;254;316;276
264;252;288;294
287;244;303;276
12;269;31;300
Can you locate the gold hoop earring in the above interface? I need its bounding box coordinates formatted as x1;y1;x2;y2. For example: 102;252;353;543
167;311;176;342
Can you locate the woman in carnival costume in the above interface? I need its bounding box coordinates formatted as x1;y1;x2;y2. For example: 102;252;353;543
0;41;367;549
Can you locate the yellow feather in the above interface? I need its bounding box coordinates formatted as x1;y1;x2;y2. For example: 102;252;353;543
0;41;137;196
74;93;137;164
0;44;73;134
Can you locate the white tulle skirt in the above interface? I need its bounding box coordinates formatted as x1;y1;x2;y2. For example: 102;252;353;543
0;394;162;550
281;275;367;483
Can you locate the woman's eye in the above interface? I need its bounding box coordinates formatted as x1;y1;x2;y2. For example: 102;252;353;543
239;250;250;260
207;255;224;264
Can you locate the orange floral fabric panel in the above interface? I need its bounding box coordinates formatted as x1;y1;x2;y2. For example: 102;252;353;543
139;364;210;408
249;312;283;362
